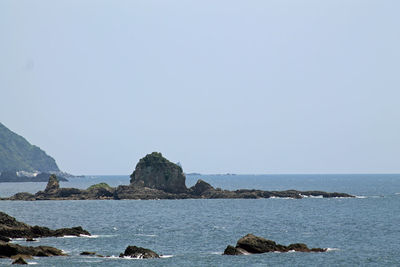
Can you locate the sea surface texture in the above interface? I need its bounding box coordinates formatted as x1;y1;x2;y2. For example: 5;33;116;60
0;174;399;266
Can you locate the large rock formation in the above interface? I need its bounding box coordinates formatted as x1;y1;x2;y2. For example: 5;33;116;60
223;234;327;255
0;211;90;239
130;152;187;193
120;245;160;259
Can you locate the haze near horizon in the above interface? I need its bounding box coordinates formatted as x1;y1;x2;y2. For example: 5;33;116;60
1;0;399;175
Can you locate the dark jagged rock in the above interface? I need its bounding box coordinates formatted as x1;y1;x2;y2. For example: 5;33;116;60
0;211;90;239
223;234;327;255
12;256;28;264
121;245;159;259
0;241;65;258
130;152;187;193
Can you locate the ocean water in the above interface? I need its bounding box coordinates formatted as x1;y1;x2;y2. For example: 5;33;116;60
0;174;399;266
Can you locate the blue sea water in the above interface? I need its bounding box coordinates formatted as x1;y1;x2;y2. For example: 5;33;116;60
0;174;399;266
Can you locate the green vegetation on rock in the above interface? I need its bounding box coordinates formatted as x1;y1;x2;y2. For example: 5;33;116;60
87;183;112;191
0;123;59;172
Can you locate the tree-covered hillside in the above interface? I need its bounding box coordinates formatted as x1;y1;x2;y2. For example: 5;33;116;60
0;123;59;172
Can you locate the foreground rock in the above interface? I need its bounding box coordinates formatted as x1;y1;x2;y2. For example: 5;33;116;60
2;152;354;201
0;211;90;239
0;241;65;258
120;245;160;259
223;234;327;255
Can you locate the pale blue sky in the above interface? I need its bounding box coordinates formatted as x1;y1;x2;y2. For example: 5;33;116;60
1;0;399;174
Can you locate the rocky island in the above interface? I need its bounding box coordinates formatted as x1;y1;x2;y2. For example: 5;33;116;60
2;152;354;201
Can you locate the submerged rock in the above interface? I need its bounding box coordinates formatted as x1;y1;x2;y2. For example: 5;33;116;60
223;234;327;255
121;245;160;259
130;152;187;193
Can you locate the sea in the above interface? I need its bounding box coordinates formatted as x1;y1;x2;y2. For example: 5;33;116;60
0;174;399;266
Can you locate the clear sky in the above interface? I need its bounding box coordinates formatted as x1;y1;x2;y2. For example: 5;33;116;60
1;0;399;175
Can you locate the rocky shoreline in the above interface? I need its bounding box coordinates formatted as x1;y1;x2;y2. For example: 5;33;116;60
0;211;90;262
0;211;90;240
1;152;354;201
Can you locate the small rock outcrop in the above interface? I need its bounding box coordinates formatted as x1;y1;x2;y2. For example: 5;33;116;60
130;152;187;193
80;251;96;256
44;174;60;194
120;245;160;259
189;179;214;196
86;183;115;198
0;211;90;239
223;234;327;255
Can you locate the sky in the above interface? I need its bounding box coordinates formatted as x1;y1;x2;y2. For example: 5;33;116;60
1;0;399;175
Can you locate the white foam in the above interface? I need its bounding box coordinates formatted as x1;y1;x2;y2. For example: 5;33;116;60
104;255;158;260
326;248;340;252
134;234;157;237
160;255;174;258
210;252;223;255
80;234;99;238
355;196;367;199
300;195;323;198
27;262;38;265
